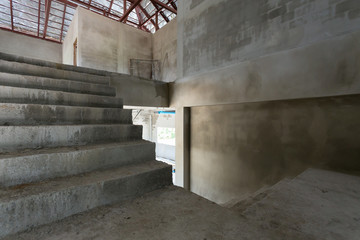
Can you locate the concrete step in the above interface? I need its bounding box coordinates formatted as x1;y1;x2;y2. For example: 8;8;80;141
0;72;116;96
0;59;110;85
0;160;172;238
0;52;109;77
0;141;155;187
0;85;123;108
0;124;142;152
0;103;132;126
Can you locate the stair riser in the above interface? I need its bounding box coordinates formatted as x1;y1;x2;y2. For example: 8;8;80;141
0;72;116;96
0;142;155;187
0;125;142;152
0;86;123;108
0;165;172;238
0;59;110;85
0;104;132;125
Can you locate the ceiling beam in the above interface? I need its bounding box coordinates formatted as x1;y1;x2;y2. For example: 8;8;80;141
151;0;169;23
119;0;142;22
43;0;52;38
138;4;158;30
107;0;114;16
134;6;142;29
151;0;176;14
170;2;177;10
60;2;67;40
10;0;14;30
139;0;175;27
123;0;127;22
37;0;41;36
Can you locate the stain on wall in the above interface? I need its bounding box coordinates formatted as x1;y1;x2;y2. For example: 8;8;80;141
181;0;360;77
190;94;360;204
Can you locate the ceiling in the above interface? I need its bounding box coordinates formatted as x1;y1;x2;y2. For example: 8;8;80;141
0;0;177;43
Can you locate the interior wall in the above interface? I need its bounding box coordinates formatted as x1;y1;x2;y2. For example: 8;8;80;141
64;7;153;75
62;9;78;65
191;95;360;204
172;0;360;203
0;29;62;63
153;19;177;82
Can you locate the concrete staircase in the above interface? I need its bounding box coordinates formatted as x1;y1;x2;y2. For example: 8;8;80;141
0;53;172;238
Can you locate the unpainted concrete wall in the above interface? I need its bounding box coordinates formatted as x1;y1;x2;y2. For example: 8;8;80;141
64;7;153;74
172;0;360;203
0;29;62;63
153;19;177;82
62;9;78;65
178;0;360;78
80;7;152;74
191;95;360;204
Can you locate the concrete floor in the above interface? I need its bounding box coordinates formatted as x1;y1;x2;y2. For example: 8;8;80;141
2;168;360;240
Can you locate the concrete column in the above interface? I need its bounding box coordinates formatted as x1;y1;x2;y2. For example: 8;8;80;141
175;106;190;189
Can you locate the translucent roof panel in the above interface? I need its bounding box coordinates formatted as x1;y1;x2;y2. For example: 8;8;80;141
0;0;177;43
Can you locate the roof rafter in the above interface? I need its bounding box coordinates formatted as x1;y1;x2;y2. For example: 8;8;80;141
119;0;142;22
60;2;67;40
10;0;14;30
138;4;158;30
151;0;176;14
151;0;169;23
43;0;52;39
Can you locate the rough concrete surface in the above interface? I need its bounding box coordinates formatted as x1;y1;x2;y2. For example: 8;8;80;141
0;161;172;238
0;59;110;85
0;85;123;108
0;72;116;96
189;94;360;204
0;103;132;125
3;168;360;240
0;30;62;63
0;141;155;187
0;124;142;152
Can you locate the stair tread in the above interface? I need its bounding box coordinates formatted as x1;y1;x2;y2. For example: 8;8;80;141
0;103;132;126
0;85;123;108
0;59;110;85
0;52;109;77
0;160;169;201
0;124;142;152
0;140;151;159
0;72;116;96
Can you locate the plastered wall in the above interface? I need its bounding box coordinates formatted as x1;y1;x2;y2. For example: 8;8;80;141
63;7;153;74
153;19;177;82
171;0;360;203
0;29;62;63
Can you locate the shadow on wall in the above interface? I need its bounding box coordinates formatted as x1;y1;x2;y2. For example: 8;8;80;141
189;94;360;204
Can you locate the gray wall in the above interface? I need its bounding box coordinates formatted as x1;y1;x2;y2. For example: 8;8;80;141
171;0;360;203
191;95;360;204
0;29;62;63
153;19;177;82
62;9;78;65
63;7;153;74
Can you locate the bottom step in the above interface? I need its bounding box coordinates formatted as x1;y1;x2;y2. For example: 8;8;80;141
0;161;172;238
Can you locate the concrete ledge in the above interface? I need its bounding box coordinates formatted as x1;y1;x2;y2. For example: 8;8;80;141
0;72;116;96
0;103;132;125
110;74;169;107
0;124;142;152
0;85;123;108
0;141;155;187
0;161;172;238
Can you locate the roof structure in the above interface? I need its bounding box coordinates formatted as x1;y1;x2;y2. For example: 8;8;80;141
0;0;177;43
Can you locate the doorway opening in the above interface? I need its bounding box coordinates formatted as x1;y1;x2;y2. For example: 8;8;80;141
73;38;77;66
127;107;176;183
